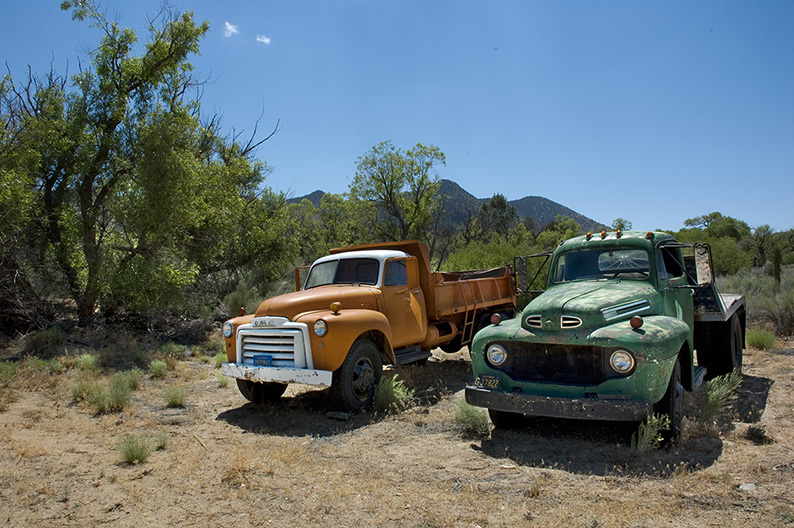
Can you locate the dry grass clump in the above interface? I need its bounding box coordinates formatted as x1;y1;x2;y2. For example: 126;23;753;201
631;414;670;453
118;435;152;464
71;367;142;414
213;351;228;368
700;370;742;425
76;353;101;372
148;359;168;378
374;374;416;412
454;397;490;436
23;327;66;354
746;329;776;350
162;385;188;408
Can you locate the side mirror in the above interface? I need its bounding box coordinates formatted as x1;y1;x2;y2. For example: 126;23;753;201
693;244;714;285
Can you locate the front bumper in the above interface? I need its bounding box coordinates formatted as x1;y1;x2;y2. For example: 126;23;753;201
222;362;333;387
465;385;652;421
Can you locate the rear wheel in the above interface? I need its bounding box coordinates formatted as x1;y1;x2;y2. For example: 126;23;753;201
488;408;523;429
331;339;383;411
652;358;683;445
236;379;288;404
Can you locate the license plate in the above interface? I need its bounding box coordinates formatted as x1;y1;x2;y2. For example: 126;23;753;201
252;355;272;367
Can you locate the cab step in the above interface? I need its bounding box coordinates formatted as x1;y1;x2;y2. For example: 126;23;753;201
394;346;432;366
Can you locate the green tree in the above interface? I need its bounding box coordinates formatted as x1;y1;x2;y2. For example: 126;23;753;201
349;141;445;244
478;194;520;242
611;218;632;231
2;2;287;324
535;216;583;251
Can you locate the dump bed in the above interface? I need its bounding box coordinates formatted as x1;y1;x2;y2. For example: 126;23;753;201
430;268;515;320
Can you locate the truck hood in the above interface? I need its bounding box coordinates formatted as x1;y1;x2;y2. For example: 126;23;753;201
523;280;660;331
254;286;379;320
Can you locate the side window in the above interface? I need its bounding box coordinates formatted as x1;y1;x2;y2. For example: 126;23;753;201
384;260;408;287
659;248;685;279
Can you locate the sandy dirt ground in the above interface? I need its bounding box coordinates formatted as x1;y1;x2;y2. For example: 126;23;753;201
1;338;793;528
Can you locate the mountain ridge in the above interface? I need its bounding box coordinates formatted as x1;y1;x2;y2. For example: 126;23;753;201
288;179;604;233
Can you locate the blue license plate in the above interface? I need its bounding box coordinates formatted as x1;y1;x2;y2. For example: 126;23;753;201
252;355;272;367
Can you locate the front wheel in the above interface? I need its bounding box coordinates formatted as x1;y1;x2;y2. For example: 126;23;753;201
331;339;383;411
236;379;288;404
652;358;683;445
488;408;523;429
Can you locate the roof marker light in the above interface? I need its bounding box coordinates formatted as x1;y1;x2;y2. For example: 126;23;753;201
645;232;654;240
601;231;607;239
616;230;622;238
586;232;592;240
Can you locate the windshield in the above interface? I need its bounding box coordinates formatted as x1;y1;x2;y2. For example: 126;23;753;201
551;249;650;283
304;258;380;288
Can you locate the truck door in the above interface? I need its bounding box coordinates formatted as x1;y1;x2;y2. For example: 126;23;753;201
381;257;428;348
657;247;695;337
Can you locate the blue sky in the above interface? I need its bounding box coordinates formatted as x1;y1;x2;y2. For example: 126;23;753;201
3;1;793;231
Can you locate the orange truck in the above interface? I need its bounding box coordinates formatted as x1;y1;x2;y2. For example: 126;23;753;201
221;240;515;411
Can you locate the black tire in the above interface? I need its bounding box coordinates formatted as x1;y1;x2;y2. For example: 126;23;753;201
703;315;744;378
236;379;288;404
488;408;523;429
440;336;463;354
727;316;743;375
331;339;383;411
653;358;683;445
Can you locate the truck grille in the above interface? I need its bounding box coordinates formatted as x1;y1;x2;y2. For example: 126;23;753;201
495;341;605;385
239;328;306;368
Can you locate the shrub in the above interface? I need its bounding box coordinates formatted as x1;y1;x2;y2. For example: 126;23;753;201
106;376;132;412
155;431;169;450
746;329;776;350
71;375;100;402
701;370;742;424
454;397;490;436
24;327;66;353
24;356;50;372
631;414;670;453
718;265;794;335
118;435;153;464
76;354;101;372
746;424;774;445
162;386;188;408
113;368;143;391
213;352;228;369
160;342;187;360
0;361;18;384
223;280;262;318
374;374;415;412
197;355;211;364
148;359;168;379
217;374;229;388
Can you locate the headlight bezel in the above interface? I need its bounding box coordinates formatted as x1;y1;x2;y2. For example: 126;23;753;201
313;319;328;337
486;343;508;367
222;321;234;338
609;349;636;374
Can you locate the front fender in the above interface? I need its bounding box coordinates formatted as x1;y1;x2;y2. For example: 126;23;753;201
294;309;393;372
224;314;255;362
589;315;689;361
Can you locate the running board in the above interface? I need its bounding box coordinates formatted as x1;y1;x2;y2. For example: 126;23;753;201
693;366;707;391
394;347;432;366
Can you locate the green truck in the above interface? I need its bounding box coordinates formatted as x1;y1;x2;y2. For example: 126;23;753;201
465;230;745;443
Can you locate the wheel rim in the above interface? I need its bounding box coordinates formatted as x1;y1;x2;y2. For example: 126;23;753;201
351;358;375;401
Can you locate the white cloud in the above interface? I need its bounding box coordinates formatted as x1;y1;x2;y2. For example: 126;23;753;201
223;22;239;38
256;35;271;45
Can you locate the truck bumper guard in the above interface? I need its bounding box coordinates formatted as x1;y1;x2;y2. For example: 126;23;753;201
222;362;333;387
465;386;652;422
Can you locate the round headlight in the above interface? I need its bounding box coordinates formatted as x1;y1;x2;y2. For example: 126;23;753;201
313;319;328;337
610;350;635;374
222;321;234;338
486;344;508;366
